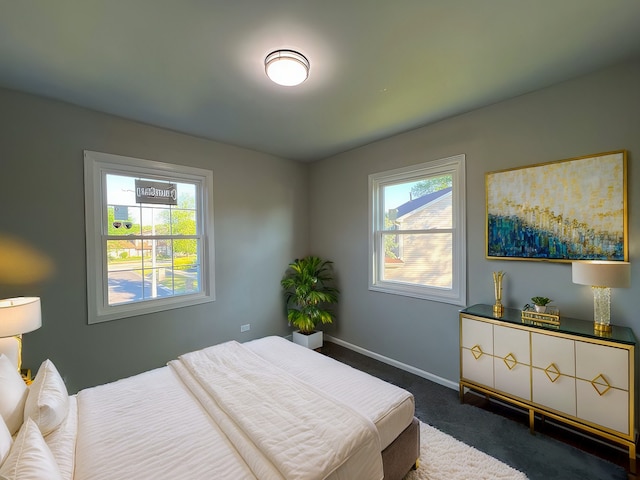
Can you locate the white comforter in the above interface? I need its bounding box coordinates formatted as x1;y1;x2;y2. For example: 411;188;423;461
73;340;384;480
73;367;257;480
173;341;383;479
245;336;415;450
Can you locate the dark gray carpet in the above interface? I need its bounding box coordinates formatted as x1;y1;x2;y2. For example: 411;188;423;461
321;341;628;480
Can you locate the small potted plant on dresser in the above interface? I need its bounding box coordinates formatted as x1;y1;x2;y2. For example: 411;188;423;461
281;255;339;349
531;296;552;313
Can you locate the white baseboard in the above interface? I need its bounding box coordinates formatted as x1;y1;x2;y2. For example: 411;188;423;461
324;334;459;391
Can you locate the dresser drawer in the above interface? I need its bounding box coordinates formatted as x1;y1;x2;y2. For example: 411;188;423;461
576;379;630;435
532;367;576;417
494;324;529;361
495;357;530;400
493;325;530;400
461;345;493;387
575;341;628;390
461;317;493;352
531;333;575;376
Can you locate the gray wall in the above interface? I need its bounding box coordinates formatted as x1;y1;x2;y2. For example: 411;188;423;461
310;57;640;384
2;57;639;396
0;88;309;393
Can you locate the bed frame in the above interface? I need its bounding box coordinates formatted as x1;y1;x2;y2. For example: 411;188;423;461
382;416;420;480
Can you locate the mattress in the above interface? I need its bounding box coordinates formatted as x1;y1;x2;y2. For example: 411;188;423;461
245;336;415;450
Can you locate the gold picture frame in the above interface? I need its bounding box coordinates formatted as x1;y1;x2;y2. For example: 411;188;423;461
486;150;627;262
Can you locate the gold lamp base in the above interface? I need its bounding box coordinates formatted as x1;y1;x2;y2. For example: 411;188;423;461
493;303;504;316
594;322;612;334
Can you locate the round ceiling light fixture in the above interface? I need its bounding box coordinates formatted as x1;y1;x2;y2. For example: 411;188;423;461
265;49;310;86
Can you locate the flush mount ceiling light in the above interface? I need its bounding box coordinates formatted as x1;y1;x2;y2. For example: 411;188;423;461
265;49;310;86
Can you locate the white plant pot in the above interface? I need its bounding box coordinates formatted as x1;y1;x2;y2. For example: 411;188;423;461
534;305;547;313
292;330;323;350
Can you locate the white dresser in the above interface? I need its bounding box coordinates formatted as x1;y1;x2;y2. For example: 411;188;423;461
460;304;636;471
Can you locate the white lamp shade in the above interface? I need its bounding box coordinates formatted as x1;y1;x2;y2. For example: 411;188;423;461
0;297;42;337
572;261;631;288
265;50;310;86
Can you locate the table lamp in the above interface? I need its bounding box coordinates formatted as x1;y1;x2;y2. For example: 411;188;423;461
571;261;630;333
0;297;41;372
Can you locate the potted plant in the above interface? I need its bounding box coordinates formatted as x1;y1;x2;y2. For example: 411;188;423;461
281;255;339;349
531;296;552;313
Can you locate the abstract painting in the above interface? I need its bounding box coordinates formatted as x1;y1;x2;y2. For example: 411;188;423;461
486;151;627;262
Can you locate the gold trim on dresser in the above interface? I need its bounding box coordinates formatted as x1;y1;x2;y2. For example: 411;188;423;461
544;363;561;383
471;345;484;360
590;374;612;396
503;353;517;370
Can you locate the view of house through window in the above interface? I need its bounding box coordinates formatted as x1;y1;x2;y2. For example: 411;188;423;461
382;175;453;288
106;174;200;306
369;154;466;305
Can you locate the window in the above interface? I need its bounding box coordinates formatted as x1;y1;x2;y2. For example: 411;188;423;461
369;154;466;305
84;151;215;324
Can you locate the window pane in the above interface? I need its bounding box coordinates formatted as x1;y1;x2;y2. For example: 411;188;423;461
156;239;173;262
141;207;171;235
140;240;170;268
143;268;173;299
177;182;196;208
381;232;452;288
383;176;453;231
383;181;420;231
173;265;200;295
173;238;198;258
106;174;137;206
107;205;141;235
171;209;197;235
107;240;142;266
126;208;142;235
174;241;200;295
108;269;144;305
107;238;148;305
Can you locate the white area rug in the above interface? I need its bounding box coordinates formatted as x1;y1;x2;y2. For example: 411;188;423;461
403;422;528;480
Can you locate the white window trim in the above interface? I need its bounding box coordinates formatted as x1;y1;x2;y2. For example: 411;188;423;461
84;150;215;324
368;154;466;306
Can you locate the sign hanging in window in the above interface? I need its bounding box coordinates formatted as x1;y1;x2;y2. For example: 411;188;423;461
135;179;178;205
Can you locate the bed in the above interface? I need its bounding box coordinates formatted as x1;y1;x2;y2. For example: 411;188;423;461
0;336;419;480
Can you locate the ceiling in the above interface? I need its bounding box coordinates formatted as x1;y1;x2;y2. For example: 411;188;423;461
2;1;640;162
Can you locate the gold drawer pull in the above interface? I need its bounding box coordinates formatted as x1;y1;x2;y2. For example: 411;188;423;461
544;363;561;383
503;353;517;370
590;374;611;396
471;345;483;360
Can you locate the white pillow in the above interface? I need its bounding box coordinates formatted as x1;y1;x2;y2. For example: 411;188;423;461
23;360;69;436
0;417;62;480
0;417;11;467
0;355;28;436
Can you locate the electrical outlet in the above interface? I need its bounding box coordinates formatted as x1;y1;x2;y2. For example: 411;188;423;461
240;324;250;333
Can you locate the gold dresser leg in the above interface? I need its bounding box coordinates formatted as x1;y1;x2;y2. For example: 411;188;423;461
529;409;535;434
